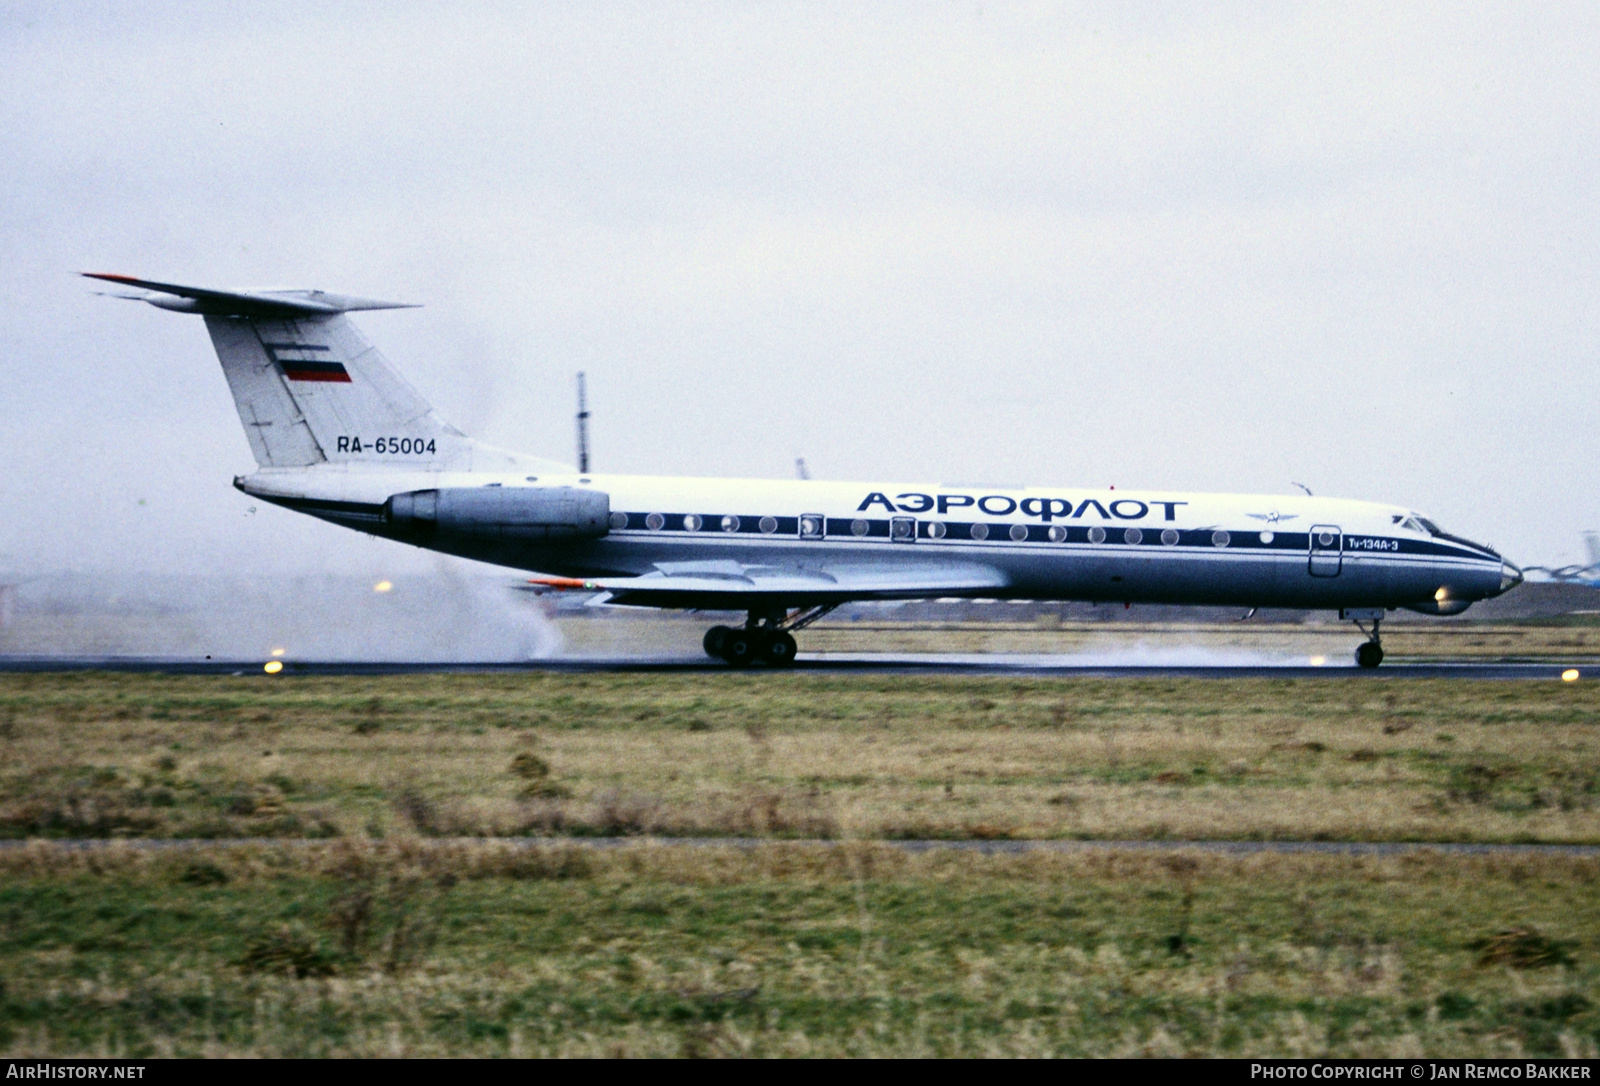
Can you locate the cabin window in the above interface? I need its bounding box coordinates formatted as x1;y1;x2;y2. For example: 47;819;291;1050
1009;523;1029;542
1124;527;1143;545
683;514;702;532
609;512;628;530
799;514;824;539
970;523;989;541
645;513;665;531
851;518;870;536
721;515;741;532
926;521;947;539
1161;528;1179;546
1048;525;1067;543
1317;530;1336;547
1259;531;1275;544
1212;530;1230;548
759;516;778;534
1087;526;1107;544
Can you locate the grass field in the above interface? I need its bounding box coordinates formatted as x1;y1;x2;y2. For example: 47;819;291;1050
2;672;1598;843
798;620;1600;662
4;672;1598;1057
1;842;1596;1057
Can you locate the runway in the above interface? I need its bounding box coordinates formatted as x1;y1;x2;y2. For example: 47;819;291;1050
0;653;1584;679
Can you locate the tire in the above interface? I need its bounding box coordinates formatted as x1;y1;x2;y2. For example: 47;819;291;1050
703;625;732;659
1355;642;1384;669
720;630;756;667
761;631;798;667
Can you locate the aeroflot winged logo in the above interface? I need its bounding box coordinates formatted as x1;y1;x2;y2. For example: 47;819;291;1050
1246;511;1298;524
856;492;1187;522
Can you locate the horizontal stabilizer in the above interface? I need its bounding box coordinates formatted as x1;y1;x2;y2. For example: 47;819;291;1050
82;273;418;317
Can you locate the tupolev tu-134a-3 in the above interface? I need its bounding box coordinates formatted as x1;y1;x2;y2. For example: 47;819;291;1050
86;273;1522;668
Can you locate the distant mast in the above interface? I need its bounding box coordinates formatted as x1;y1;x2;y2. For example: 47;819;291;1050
576;371;590;473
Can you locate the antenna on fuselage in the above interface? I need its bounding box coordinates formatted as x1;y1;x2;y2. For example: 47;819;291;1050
1291;481;1313;497
576;371;590;473
795;457;811;480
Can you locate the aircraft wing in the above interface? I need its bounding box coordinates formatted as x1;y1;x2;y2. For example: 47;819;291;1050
528;559;1009;608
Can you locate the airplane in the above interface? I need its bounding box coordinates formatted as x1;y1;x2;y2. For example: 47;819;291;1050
85;273;1523;669
1523;532;1600;587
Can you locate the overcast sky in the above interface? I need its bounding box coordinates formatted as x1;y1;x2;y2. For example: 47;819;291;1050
2;2;1596;576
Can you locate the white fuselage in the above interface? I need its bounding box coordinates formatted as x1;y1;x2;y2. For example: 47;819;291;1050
238;466;1518;614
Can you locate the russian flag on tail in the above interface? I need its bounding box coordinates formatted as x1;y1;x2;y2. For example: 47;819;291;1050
264;342;352;383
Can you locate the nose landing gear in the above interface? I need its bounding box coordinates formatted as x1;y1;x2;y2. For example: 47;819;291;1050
704;604;836;667
1347;610;1386;669
1355;638;1383;669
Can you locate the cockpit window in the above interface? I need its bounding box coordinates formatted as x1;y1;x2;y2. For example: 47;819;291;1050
1404;512;1497;556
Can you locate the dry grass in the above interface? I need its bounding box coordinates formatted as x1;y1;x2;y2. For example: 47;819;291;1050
4;673;1594;1057
0;673;1598;843
0;841;1596;1057
802;620;1600;661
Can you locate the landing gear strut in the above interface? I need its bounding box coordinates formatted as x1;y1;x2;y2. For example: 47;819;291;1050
704;605;837;667
1352;615;1384;669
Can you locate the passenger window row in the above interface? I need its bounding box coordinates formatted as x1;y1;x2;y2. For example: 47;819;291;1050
613;512;1280;548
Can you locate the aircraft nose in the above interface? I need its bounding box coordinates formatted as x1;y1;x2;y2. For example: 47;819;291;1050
1497;560;1523;595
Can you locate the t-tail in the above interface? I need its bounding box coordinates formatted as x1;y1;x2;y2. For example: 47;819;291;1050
84;273;560;474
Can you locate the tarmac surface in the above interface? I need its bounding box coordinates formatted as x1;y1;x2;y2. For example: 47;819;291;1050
0;654;1585;679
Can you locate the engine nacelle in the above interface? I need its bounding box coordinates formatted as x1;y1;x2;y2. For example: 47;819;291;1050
384;486;610;542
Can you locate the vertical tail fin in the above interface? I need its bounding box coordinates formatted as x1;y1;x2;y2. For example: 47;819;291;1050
204;312;468;468
85;274;561;473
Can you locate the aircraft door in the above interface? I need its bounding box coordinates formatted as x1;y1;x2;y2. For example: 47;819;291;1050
1308;525;1343;577
890;516;917;543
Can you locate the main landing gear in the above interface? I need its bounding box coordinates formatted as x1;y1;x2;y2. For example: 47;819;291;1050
703;605;838;668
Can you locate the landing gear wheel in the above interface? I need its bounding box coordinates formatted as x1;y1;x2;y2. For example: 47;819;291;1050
760;630;798;667
720;629;756;667
703;625;733;659
1355;641;1384;669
